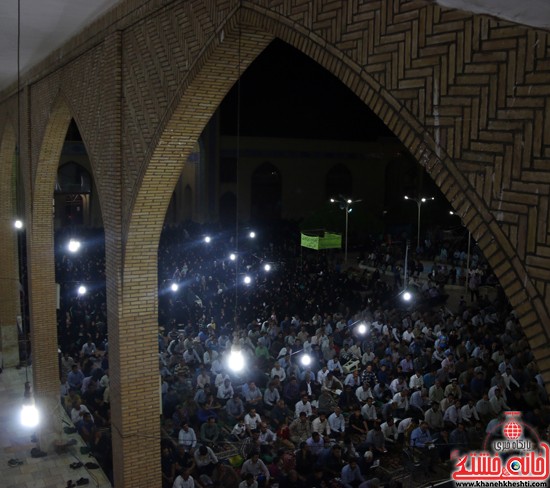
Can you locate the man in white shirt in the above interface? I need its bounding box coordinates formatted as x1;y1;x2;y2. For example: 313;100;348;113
424;403;444;431
317;366;330;385
216;378;234;403
327;358;344;375
311;412;331;436
409;371;424;391
295;395;313;418
393;389;409;417
355;381;373;404
502;368;520;391
263;383;280;409
173;469;196;488
328;407;346;439
380;417;398;443
244;408;262;433
443;399;462;428
178;423;197;451
490;388;510;414
460;399;480;425
361;397;378;426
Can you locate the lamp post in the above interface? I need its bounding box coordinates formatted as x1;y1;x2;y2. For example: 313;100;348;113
330;196;362;264
404;195;434;251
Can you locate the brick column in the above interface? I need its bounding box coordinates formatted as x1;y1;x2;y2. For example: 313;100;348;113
0;123;20;367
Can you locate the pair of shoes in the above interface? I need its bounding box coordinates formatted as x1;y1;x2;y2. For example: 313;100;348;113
66;481;76;488
76;478;90;486
8;458;24;467
85;462;99;469
70;461;83;469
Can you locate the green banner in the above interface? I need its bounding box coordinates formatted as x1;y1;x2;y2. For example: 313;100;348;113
300;232;342;250
319;232;342;249
300;233;320;250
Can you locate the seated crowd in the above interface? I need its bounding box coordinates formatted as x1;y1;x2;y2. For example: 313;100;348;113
54;223;550;488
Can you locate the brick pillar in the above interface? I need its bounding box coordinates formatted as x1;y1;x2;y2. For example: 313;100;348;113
98;30;162;487
27;217;63;448
27;87;68;450
0;123;20;367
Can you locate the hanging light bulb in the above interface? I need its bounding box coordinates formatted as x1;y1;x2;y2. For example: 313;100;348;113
227;346;245;372
68;239;81;253
300;354;312;367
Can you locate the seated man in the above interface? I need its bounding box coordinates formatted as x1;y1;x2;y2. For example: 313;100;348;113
200;416;222;447
409;421;439;474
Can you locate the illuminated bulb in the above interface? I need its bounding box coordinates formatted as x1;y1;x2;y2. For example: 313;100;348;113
228;349;244;372
243;276;252;285
68;239;81;253
20;404;39;428
403;291;412;302
229;253;236;261
249;231;256;239
14;220;23;229
171;283;179;292
357;323;367;335
301;354;312;367
264;264;271;272
204;236;211;243
78;285;87;296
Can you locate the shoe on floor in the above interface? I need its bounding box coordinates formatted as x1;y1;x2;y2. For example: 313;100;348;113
8;458;24;467
70;461;83;469
76;478;90;486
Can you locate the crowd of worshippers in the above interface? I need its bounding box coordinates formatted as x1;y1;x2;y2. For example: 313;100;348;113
53;224;548;488
154;300;550;488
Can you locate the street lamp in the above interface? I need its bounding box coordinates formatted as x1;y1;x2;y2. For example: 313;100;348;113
330;196;362;264
404;195;434;251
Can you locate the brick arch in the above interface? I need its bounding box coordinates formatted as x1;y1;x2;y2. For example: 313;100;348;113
240;4;549;376
28;96;72;411
126;4;548;372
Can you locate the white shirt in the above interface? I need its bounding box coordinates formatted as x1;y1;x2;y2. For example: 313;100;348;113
178;428;197;449
443;404;461;426
317;368;330;384
328;412;346;432
311;416;331;435
409;374;424;390
355;386;373;403
244;413;262;430
173;475;195;488
295;400;312;418
460;404;480;423
361;403;378;421
271;367;287;382
344;373;361;388
380;421;397;441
